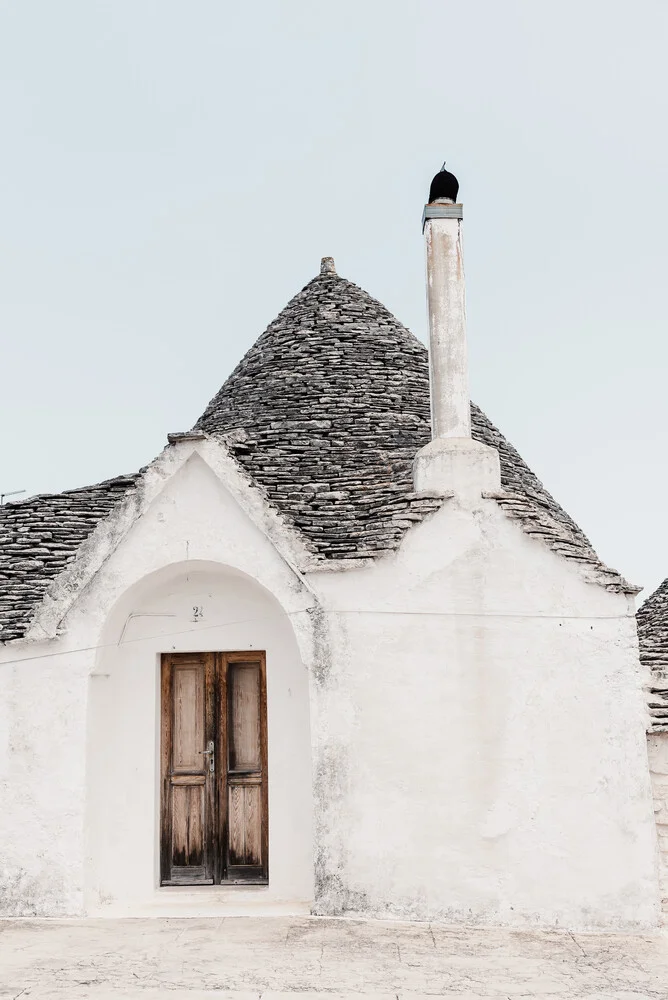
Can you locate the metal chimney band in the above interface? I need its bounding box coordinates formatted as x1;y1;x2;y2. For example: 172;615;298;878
422;203;463;231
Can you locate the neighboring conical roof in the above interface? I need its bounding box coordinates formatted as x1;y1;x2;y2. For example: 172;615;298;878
638;578;668;731
195;261;633;589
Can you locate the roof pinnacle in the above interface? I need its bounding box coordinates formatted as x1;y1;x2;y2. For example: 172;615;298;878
428;165;459;204
320;256;336;275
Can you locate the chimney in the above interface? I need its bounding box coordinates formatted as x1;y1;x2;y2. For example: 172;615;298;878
413;165;500;502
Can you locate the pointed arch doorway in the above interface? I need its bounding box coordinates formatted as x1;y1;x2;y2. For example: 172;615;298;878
160;650;268;885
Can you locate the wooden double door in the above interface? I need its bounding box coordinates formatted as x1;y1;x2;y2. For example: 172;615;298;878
160;652;268;885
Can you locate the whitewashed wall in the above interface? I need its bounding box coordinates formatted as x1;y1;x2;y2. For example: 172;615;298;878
0;441;660;927
0;638;87;915
648;733;668;916
308;498;659;930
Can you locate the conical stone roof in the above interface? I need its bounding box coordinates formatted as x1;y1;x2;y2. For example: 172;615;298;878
0;263;635;644
195;264;443;559
195;262;633;588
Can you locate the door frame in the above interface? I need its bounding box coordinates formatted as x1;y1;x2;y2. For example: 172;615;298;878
159;650;268;886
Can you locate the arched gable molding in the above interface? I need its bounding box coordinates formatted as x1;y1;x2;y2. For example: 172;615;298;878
24;436;319;648
92;558;316;679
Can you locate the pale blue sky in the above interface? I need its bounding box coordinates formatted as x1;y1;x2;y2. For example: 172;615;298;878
1;1;666;597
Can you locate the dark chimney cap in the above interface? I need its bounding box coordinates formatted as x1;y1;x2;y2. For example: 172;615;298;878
428;165;459;204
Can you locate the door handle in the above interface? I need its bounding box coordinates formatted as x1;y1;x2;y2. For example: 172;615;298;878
198;740;215;772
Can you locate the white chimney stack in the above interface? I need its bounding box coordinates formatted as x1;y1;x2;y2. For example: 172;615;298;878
424;202;471;439
413;167;500;501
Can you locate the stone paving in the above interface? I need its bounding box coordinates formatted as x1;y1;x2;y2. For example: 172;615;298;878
0;916;667;999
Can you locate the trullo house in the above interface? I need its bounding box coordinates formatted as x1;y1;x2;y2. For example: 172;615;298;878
0;168;660;929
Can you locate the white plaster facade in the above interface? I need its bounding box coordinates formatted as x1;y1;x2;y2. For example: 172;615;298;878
0;435;660;929
648;734;668;915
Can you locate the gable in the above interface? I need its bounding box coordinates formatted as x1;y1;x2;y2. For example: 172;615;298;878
0;438;314;645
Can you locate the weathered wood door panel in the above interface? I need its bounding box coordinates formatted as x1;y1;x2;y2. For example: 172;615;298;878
160;652;267;886
160;654;215;885
223;660;268;880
